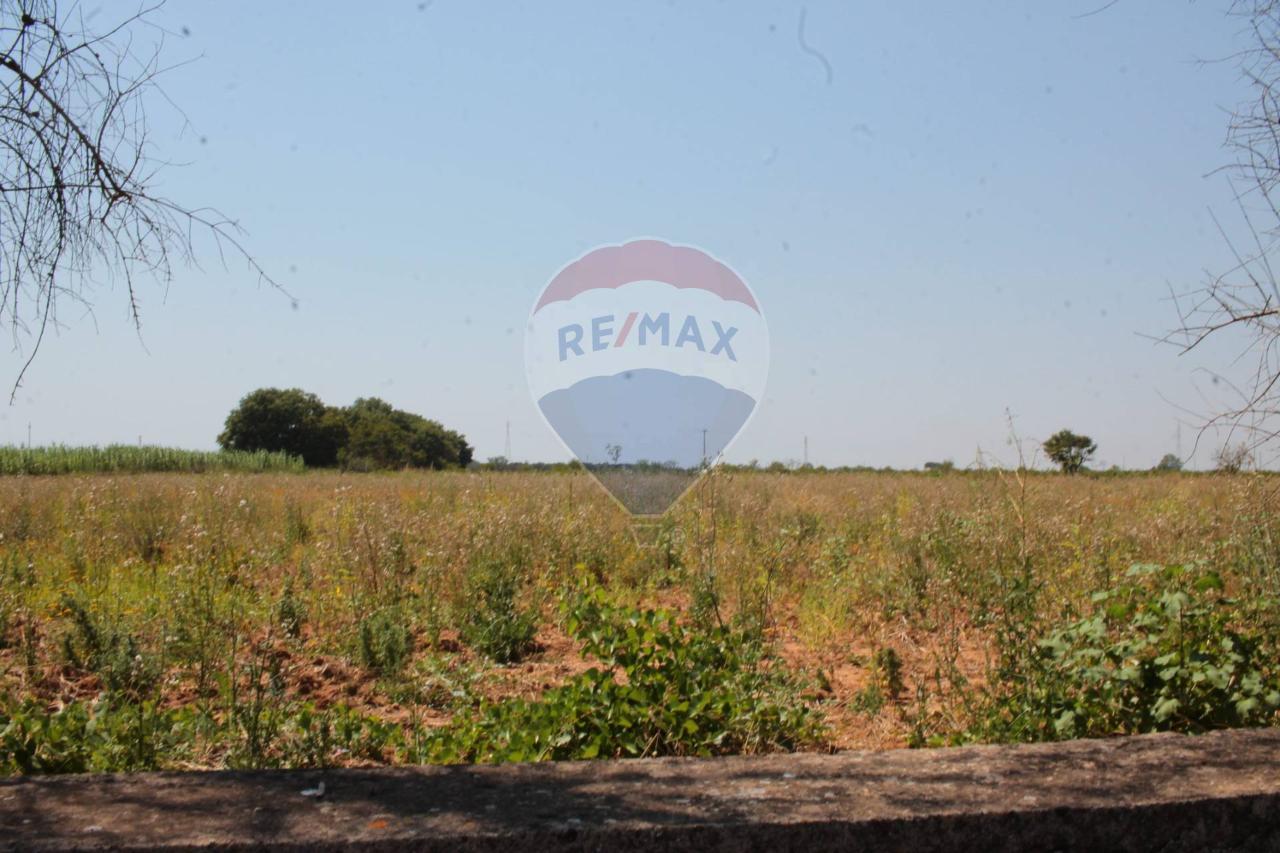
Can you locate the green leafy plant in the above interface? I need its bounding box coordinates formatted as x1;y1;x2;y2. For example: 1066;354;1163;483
416;590;826;763
970;564;1280;742
278;703;400;768
383;654;484;710
0;693;398;774
0;697;195;774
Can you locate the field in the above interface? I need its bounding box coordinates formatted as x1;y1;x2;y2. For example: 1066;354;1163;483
0;469;1278;771
0;445;303;475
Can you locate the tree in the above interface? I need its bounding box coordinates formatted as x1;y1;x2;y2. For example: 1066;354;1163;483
218;388;346;467
220;391;473;471
1154;453;1184;472
1043;429;1097;474
342;409;410;470
1;2;279;397
339;397;472;470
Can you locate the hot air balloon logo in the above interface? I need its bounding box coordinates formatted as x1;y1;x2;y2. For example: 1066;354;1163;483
525;239;769;517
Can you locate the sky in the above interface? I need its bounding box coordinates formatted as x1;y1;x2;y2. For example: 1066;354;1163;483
0;0;1270;469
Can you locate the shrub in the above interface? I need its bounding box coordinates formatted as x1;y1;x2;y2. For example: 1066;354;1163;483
1215;443;1254;473
278;703;400;768
386;654;484;710
872;647;904;699
969;564;1280;742
458;553;538;663
0;695;397;773
689;570;722;630
276;585;307;639
0;697;194;773
118;494;171;564
417;591;826;763
851;649;903;716
59;596;160;700
356;607;414;675
282;502;311;546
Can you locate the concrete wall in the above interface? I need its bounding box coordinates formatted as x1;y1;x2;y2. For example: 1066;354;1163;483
2;727;1278;851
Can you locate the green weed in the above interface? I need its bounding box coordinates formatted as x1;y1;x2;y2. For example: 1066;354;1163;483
416;590;826;763
968;564;1280;742
458;552;537;663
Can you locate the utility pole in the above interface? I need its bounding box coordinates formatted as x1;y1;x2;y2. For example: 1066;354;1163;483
504;420;512;460
803;435;809;466
702;428;708;464
27;422;31;449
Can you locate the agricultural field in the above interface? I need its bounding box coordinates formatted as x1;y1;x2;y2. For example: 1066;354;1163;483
0;445;303;476
0;469;1277;772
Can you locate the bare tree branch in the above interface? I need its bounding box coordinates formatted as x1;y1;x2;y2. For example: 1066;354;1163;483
0;0;287;401
1165;1;1280;461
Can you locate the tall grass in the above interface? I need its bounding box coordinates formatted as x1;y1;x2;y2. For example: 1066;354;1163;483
0;469;1275;772
0;445;303;475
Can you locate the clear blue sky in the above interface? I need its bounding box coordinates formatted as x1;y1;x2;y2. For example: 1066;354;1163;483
0;1;1265;468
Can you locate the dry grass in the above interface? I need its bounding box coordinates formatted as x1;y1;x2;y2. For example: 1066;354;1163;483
0;469;1275;762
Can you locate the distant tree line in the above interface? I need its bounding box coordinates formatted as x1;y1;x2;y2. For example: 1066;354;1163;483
474;455;1265;476
218;389;472;470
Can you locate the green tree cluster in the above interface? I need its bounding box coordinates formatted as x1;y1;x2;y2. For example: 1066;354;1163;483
218;388;472;470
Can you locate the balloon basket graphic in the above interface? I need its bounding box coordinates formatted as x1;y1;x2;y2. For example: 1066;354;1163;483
628;514;669;548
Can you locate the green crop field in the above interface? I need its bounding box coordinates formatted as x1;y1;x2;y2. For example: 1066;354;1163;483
0;445;303;475
0;468;1276;772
